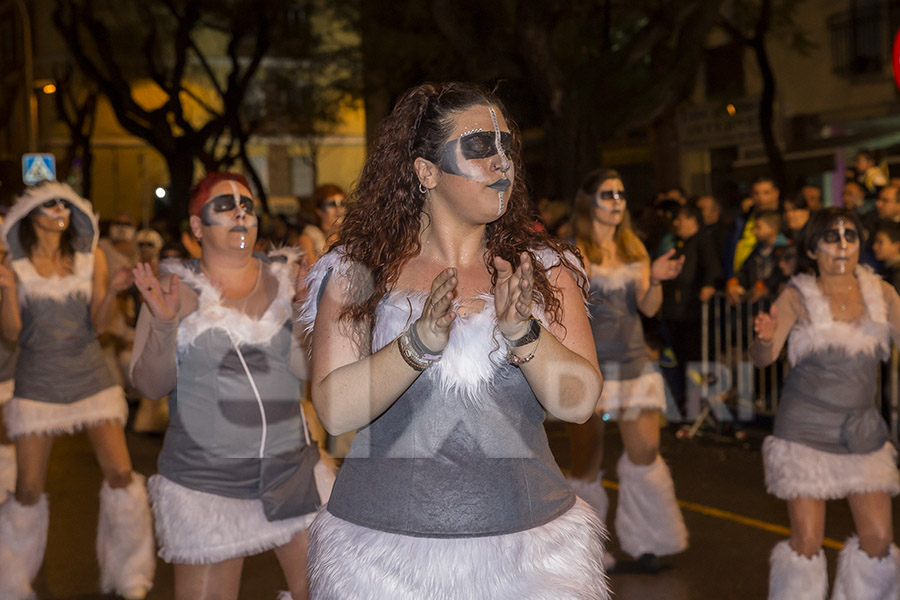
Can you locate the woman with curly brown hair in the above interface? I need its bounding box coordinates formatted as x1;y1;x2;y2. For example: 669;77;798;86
300;82;609;598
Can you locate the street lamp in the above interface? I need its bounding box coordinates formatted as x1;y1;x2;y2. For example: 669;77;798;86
13;0;36;153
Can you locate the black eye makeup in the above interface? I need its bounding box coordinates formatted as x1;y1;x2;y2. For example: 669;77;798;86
822;229;859;244
41;198;67;209
455;131;513;160
597;190;626;202
208;194;255;214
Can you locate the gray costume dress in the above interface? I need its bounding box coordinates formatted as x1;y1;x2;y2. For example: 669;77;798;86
0;186;125;438
588;261;666;419
301;250;609;600
762;267;900;500
135;251;328;564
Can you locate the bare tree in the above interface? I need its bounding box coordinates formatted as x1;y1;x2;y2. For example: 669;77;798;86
718;0;813;192
52;65;98;198
53;0;290;231
359;0;725;199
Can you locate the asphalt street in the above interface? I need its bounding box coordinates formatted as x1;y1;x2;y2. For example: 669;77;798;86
26;420;900;599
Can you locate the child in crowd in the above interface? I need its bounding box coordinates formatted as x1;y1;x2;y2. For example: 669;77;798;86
873;221;900;294
726;210;788;304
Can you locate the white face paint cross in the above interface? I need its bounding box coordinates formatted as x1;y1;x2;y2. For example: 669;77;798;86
201;181;258;249
816;218;860;274
440;106;513;216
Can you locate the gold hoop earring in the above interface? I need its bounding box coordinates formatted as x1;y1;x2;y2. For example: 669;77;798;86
419;182;427;195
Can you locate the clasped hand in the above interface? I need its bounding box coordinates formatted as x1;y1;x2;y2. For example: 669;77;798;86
414;252;536;353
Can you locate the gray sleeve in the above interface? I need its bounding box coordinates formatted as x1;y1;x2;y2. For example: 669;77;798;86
129;303;179;400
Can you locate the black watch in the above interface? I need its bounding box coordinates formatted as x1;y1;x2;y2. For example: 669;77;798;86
506;317;541;347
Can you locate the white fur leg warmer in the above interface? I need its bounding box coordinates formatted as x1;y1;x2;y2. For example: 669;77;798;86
97;474;155;599
0;495;48;600
831;536;900;600
615;453;688;558
567;475;609;523
0;444;15;504
768;540;827;600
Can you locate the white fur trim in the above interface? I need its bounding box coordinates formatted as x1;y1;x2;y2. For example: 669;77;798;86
588;261;642;293
596;369;666;421
567;474;609;523
832;536;900;600
763;436;900;500
11;251;94;303
0;495;48;599
300;252;560;407
275;593;293;600
532;247;584;275
308;498;609;600
3;386;127;439
787;267;890;365
97;474;155;597
768;540;828;600
372;291;519;407
615;453;688;558
164;253;297;353
297;250;350;338
148;475;315;565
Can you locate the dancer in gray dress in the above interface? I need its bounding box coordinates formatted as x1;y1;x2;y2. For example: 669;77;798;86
130;172;331;600
566;169;688;572
301;82;609;599
753;207;900;600
0;181;154;600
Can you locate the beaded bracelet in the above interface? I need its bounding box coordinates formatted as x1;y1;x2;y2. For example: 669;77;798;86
507;334;540;367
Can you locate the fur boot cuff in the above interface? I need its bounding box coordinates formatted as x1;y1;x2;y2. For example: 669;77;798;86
97;474;155;599
831;535;900;600
614;454;688;558
567;474;609;523
0;495;48;600
768;540;827;600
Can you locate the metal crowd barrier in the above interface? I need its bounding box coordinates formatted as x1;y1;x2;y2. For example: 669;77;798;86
678;292;900;446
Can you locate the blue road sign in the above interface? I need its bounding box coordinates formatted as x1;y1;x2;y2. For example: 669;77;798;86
22;153;56;185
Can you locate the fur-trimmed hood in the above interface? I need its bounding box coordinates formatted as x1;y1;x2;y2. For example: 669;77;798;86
0;182;98;302
0;182;98;261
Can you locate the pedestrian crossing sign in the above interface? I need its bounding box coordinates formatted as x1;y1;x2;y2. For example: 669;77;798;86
22;153;56;185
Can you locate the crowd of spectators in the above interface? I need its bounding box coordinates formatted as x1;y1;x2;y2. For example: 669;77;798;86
534;149;899;418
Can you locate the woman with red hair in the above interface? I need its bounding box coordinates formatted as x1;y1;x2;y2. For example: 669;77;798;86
130;172;331;599
301;82;608;598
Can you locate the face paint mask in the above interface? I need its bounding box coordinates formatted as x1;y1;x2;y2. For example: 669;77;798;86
594;190;626;212
39;198;71;228
440;107;513;216
816;219;859;273
200;182;257;249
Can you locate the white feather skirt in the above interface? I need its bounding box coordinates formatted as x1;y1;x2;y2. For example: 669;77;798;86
3;385;127;439
308;498;610;600
596;370;666;421
763;436;900;500
148;475;315;565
